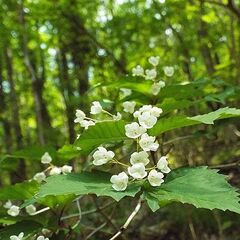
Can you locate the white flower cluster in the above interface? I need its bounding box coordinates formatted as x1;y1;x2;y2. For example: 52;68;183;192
91;104;171;191
10;232;49;240
132;56;166;95
74;101;122;129
33;152;73;184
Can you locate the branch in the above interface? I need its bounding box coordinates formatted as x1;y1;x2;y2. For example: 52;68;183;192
109;198;142;240
209;161;240;169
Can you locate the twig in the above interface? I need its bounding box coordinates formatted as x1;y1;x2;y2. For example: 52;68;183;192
85;222;107;240
109;198;142;240
209;161;240;169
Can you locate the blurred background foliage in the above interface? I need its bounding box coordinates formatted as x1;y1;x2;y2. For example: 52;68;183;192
0;0;240;239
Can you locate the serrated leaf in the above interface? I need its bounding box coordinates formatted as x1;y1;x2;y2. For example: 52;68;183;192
150;107;240;136
74;120;127;154
0;221;42;240
145;167;240;214
0;181;39;201
36;171;141;202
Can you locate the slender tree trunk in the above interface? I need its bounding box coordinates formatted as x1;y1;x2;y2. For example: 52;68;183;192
198;0;216;75
57;46;75;143
4;46;26;183
18;0;51;145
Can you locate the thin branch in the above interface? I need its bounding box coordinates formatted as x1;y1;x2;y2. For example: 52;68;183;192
109;199;142;240
209;161;240;169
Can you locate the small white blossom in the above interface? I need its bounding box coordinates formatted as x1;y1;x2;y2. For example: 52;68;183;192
80;120;95;129
37;236;49;240
3;200;12;209
145;69;157;80
132;65;144;76
33;172;46;183
26;204;36;215
49;167;62;176
7;205;20;217
138;112;157;129
157;156;171;173
151;81;165;95
125;122;146;139
41;228;51;235
148;56;160;66
128;163;147;179
122;101;136;114
74;109;86;123
163;66;174;77
133;110;141;118
110;172;128;191
120;88;132;97
113;112;122;121
130;151;149;166
139;133;159;151
150;106;163;117
41;152;52;164
148;170;164;187
93;147;115;166
10;232;24;240
90;101;103;114
61;165;73;174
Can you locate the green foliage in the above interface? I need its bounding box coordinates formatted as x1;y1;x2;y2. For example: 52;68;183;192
74;120;127;154
144;167;240;214
0;221;42;240
35;171;141;202
0;181;38;201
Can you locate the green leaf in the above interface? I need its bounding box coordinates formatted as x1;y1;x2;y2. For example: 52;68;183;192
0;221;42;240
74;120;127;154
188;107;240;124
144;167;240;214
150;107;240;136
0;181;39;201
35;171;141;202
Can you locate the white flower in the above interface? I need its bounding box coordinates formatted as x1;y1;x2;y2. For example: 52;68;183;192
133;110;141;118
130;151;149;166
7;205;20;217
3;200;12;209
41;152;52;164
150;106;163;117
110;172;128;191
125;122;146;139
157;156;171;173
33;172;46;183
163;66;174;77
49;167;62;176
145;69;157;80
74;109;86;123
10;232;24;240
148;56;160;66
42;228;51;235
151;81;165;95
37;236;49;240
148;170;164;187
61;165;73;174
122;101;136;113
93;147;115;166
26;204;36;215
80;120;95;129
138;112;157;129
139;133;159;151
120;88;132;97
132;65;144;76
113;112;122;121
128;163;147;179
90;101;103;114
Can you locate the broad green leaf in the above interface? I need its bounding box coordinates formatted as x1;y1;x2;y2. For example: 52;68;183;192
144;167;240;214
150;107;240;136
74;120;127;154
0;181;39;201
35;171;141;202
188;107;240;124
0;221;42;240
